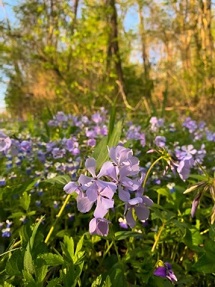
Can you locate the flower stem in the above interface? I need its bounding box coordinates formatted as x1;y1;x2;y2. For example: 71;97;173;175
151;222;165;252
142;156;163;189
45;194;71;244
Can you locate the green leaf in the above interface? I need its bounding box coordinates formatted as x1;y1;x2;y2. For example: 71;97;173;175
193;253;215;273
6;249;23;276
102;275;112;287
115;231;143;241
46;278;62;287
23;216;45;275
75;235;84;257
155;187;172;198
109;263;127;287
61;236;74;261
91;274;102;287
20;191;31;211
92;136;108;170
93;120;123;170
44;175;71;186
108;120;123;148
38;253;64;266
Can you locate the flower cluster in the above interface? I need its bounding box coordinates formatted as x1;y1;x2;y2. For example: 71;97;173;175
64;145;153;236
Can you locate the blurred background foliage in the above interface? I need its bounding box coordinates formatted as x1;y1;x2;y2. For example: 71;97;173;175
0;0;215;119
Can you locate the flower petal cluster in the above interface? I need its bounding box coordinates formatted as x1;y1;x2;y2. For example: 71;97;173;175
64;145;153;236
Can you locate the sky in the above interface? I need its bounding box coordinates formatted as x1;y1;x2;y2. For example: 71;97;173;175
0;0;19;109
0;0;139;109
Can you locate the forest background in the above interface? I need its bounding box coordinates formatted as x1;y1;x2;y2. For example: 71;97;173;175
0;0;215;120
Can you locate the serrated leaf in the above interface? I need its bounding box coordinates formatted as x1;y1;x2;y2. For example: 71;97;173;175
38;253;64;266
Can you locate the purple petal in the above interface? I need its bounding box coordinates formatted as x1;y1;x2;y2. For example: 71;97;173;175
78;174;92;188
154;266;166;277
135;205;150;221
85;158;96;177
77;196;94;213
100;197;114;209
86;183;98;202
142;195;153;207
100;186;114;199
191;193;201;217
94;198;109;218
118;186;130;202
166;270;177;282
128;197;143;205
89;218;97;234
97;161;115;178
89;218;110;236
64;182;80;194
125;208;136;228
97;179;117;192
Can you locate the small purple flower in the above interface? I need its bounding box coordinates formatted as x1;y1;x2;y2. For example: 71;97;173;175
154;136;166;148
87;138;96;147
92;112;103;124
177;156;194;181
191;192;202;217
154;262;177;283
89;217;110;236
66;137;80;155
183;117;197;133
150;117;164;132
52;148;66;159
55;111;68;123
0;132;11;152
1;220;12;238
118;217;128;229
125;195;153;228
20;140;31;152
0;178;6;186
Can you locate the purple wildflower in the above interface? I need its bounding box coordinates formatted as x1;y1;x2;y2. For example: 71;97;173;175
52;148;66;159
66;137;80;155
154;262;177;283
177;156;194;181
0;132;11;152
150;117;164;132
154;136;166;148
124;194;153;228
89;217;110;236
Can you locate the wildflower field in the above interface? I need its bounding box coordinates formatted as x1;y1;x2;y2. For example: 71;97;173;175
1;109;215;287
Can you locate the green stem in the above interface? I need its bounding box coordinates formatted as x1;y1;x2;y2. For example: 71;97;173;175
151;222;165;252
45;194;71;244
142;156;163;189
113;239;121;262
